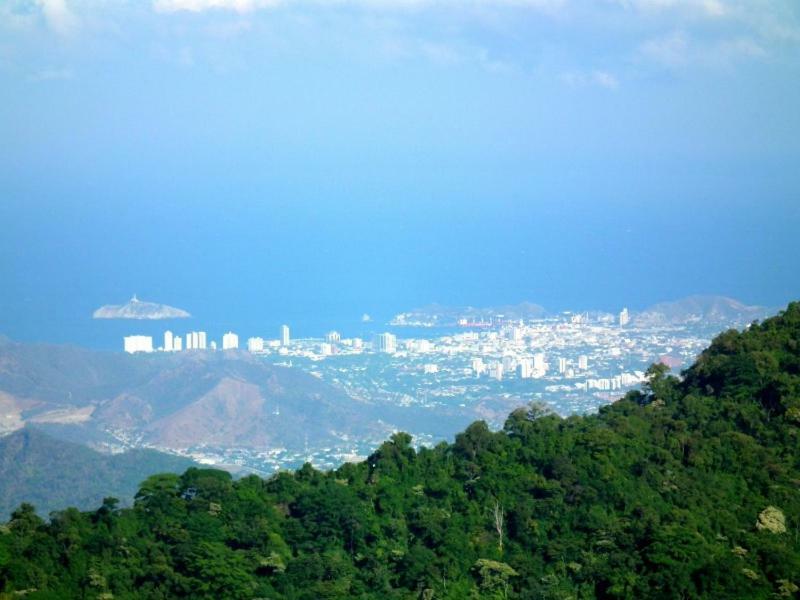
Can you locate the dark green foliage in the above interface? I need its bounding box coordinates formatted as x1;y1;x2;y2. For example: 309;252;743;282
3;304;800;599
0;428;196;518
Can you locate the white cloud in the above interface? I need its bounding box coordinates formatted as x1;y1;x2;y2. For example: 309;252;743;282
561;69;619;89
36;0;79;36
28;67;74;82
154;0;281;12
640;30;689;67
613;0;726;18
380;36;515;73
639;30;767;69
153;0;568;13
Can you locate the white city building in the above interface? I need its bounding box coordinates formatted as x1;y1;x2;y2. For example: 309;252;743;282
247;337;265;353
186;331;208;350
186;331;200;350
222;331;239;350
281;325;290;346
374;333;397;353
619;307;630;327
471;357;486;377
124;335;153;354
578;355;589;370
488;361;504;381
163;330;174;352
518;358;534;379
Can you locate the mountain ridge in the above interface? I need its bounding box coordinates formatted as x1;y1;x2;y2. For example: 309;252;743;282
0;427;196;518
0;340;387;452
634;294;771;326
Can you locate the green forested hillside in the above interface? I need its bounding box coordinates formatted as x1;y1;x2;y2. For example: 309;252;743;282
0;428;196;518
1;304;799;599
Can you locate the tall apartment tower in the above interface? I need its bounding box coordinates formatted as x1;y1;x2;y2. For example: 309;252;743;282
163;330;174;352
222;331;239;350
281;324;290;346
619;308;630;327
124;335;153;354
374;332;397;353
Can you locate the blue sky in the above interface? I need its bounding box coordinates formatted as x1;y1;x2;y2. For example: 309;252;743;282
1;0;799;344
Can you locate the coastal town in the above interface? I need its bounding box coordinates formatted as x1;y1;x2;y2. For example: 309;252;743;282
118;306;726;474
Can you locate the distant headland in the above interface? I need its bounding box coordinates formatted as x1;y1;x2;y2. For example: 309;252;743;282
92;295;191;320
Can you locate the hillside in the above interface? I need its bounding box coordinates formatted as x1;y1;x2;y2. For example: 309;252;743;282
633;295;770;327
1;303;800;598
0;340;386;452
0;428;195;518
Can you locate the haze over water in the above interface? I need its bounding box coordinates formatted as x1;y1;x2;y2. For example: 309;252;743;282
1;1;799;347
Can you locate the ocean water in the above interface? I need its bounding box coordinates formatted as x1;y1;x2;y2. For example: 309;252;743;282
2;182;798;350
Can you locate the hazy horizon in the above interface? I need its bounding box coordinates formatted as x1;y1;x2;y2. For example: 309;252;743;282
2;0;799;346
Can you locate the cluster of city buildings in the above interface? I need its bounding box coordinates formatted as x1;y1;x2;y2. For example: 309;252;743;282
123;325;289;354
122;326;401;357
111;306;719;474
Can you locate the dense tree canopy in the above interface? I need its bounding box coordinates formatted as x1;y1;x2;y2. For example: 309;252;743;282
2;303;800;599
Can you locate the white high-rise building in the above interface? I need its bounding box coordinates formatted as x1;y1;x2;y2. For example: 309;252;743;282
488;362;504;381
374;333;397;353
173;335;183;351
472;358;486;377
222;331;239;350
619;308;630;327
281;325;290;346
326;331;341;343
247;337;264;352
124;335;153;354
518;358;533;379
186;331;207;350
410;339;433;353
533;353;546;373
578;355;589;370
558;357;567;374
163;330;174;352
320;342;333;356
